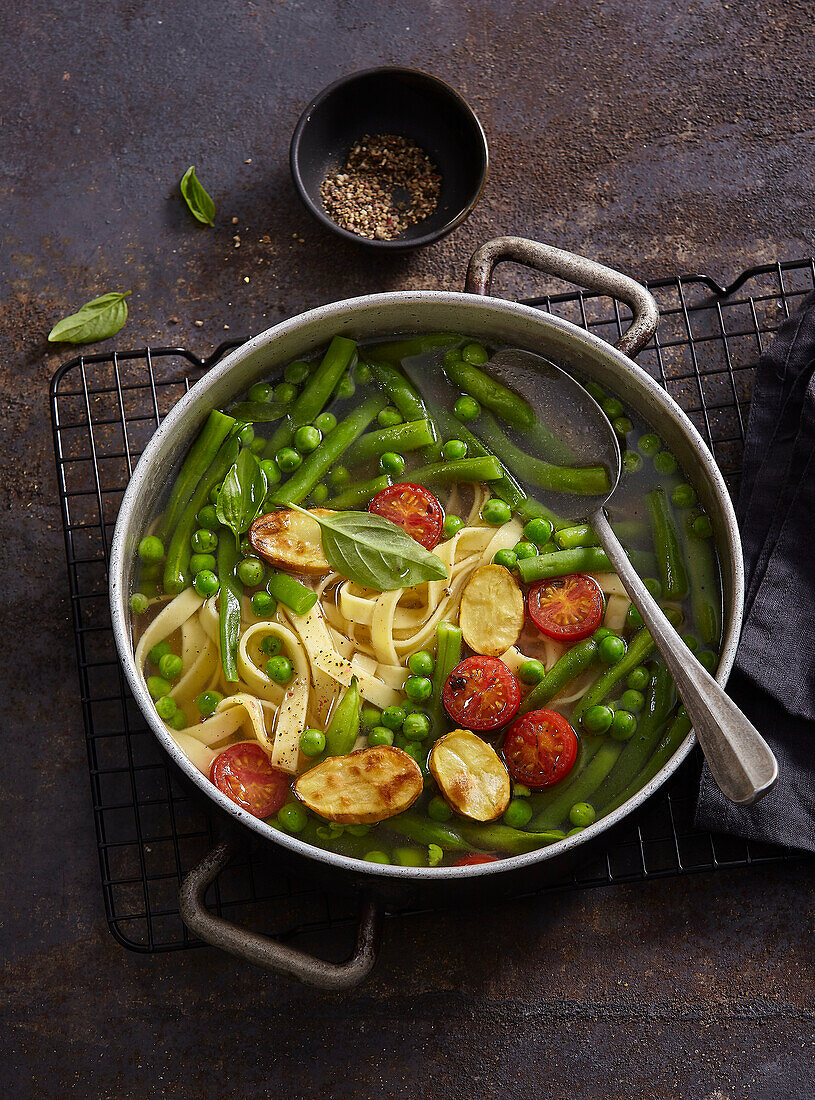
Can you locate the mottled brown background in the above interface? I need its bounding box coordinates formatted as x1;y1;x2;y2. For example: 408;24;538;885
2;1;814;1097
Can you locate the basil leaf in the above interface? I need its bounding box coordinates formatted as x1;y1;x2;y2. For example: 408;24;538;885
180;165;216;226
290;505;447;591
47;292;131;345
216;447;268;542
228;400;286;423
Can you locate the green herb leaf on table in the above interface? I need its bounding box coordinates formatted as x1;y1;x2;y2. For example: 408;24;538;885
180;165;216;226
47;292;131;345
288;503;448;591
216;448;268;542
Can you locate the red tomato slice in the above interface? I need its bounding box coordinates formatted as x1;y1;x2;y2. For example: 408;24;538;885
453;854;500;866
443;656;521;732
209;742;290;818
528;573;604;641
502;709;578;789
368;483;443;549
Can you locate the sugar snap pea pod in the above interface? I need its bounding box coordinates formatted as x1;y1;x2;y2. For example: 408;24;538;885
387;812;470;852
474;413;611;496
519;637;599;715
679;511;721;646
645;486;689;600
271;393;386;505
455;820;566;855
517;546;657;584
428;621;462;740
162;434;240;593
217;528;242;682
369;334;462;362
263;335;357;457
600;713;692;816
323;475;391;510
364;359;427;421
344;418;436;466
156;410;236;542
591;665;676;810
395;455;503;487
266;571;318;615
324;677;361;757
571;627;656;721
529;738;624;831
443;358;536;430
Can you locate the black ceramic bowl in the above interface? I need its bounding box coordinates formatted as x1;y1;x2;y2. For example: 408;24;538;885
290;67;488;250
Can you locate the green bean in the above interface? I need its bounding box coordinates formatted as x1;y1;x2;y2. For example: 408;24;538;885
679;511;722;647
395;455;503;488
344;418;436;466
455;820;566;855
592;665;676;809
228;400;287;423
529;738;624;830
369;334;461;362
571;627;656;721
156;410;236;542
162;434;240;593
554;520;650;550
266;571;318;615
271;393;386;505
474;413;611;495
324;677;361;757
323;475;391;510
517;546;657;583
646;486;689;600
520;637;599;715
263;335;357;457
387;812;470;851
428;621;462;740
365;359;428;421
217;529;242;682
443;358;536;430
514;497;566;527
600;713;692;815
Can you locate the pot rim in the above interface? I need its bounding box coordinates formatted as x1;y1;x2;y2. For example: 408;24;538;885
109;289;743;881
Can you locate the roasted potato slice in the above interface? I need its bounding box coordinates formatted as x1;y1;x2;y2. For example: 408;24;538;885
249;508;332;575
460;564;524;656
294;745;423;824
429;728;511;822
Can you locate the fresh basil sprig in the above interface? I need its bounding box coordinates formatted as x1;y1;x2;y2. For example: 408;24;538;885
180;166;216;226
216;447;268;542
288;503;447;591
47;292;131;345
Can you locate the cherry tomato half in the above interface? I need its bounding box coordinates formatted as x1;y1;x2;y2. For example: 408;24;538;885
209;742;290;818
528;573;604;641
453;853;500;866
443;656;521;732
502;709;578;789
368;483;443;549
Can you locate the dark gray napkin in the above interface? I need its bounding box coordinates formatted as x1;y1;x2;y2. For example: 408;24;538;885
695;290;815;851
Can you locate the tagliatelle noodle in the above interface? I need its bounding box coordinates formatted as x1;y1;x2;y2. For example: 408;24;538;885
134;587;204;674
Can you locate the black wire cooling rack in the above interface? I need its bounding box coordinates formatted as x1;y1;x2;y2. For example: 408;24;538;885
51;259;814;953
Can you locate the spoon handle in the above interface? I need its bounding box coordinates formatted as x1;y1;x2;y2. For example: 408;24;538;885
592;510;778;805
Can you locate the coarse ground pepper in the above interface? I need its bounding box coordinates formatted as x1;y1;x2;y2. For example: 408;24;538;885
320;133;441;241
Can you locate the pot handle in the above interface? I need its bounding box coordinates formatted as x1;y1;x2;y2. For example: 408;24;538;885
466;236;659;358
178;842;383;990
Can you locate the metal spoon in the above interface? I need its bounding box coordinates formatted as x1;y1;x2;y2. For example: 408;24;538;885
490;348;778;806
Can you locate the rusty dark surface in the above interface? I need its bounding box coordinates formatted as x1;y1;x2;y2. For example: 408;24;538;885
2;0;815;1096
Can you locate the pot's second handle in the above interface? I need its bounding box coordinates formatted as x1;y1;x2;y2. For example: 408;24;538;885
179;842;382;990
466;236;659;358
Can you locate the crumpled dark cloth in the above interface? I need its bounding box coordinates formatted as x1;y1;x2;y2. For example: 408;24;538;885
695;290;815;851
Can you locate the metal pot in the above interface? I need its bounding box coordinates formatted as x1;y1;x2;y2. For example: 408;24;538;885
109;237;743;989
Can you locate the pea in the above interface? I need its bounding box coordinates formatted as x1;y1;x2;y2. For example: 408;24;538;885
443;347;463;367
454;395;481;422
260;635;282;657
442;515;463;538
368;726;394;747
330;465;350;487
503;799;533;828
610;709;637;741
672;483;697;508
582;704;614;734
284;360;310;384
620;688;645;712
637;433;660;457
238;424;255;446
598;634;627;665
314;411;337;434
613;417;633;437
380;451;406;475
248;381;273;403
266;655;293;684
626;666;650;691
698;649;718;673
462;342;489;364
569;802;596;827
403;713;431;741
428;795;453;822
643;577;662;599
519;659;546;685
275;447;302;473
585;381;605;402
442;439;468;461
189;553;216;576
277;803;308;833
353;361;373;385
592;627;614;642
361;704;382;730
130;593;149;615
158;652;183;680
408;651;435;677
364;851;391;864
513;783;532;798
693;514;714;539
138;535;164;564
523;517;554;546
291;425;320;455
167;711;187;731
394;847;425;867
493;549;518;571
251;591;276;616
481;498;512;525
147;676;172;700
148;640;172;665
194;569;219;597
377;406;403;428
193;503;217;530
382;705;407;731
299;728;326;757
405;675;433;703
622;449;643;474
602;397;624;419
273;381;298;406
346;824;371;837
513;541;538;561
237;557;265;587
197;690;223;717
191;528;218;553
335;373;355;399
654;450;677;475
682;633;700;653
155;694;178;721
